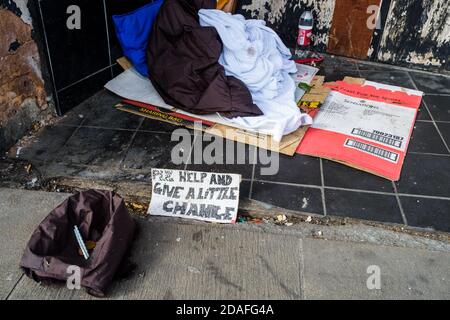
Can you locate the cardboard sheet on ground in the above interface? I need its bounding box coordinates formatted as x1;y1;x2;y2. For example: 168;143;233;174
296;79;423;181
116;100;308;156
149;169;240;224
106;63;318;156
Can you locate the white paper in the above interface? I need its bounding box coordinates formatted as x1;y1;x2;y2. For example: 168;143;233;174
104;69;269;134
148;169;241;224
105;68;173;109
312;91;417;152
292;63;319;103
292;63;319;85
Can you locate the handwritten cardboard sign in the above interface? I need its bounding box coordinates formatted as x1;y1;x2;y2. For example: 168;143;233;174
148;169;241;224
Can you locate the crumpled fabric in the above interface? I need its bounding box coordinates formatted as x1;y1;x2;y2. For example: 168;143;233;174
146;0;263;119
199;9;313;141
20;190;136;297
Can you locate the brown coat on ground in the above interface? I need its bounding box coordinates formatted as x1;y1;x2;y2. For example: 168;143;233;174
146;0;262;118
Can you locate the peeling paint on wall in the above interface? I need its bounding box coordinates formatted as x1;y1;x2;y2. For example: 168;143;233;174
237;0;448;71
0;8;46;119
406;51;444;67
420;0;450;44
236;0;261;19
0;0;50;151
11;0;32;24
0;0;31;24
237;0;336;50
377;0;449;70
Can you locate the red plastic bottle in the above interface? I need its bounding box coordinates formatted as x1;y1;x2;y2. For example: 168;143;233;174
295;11;323;64
297;11;313;50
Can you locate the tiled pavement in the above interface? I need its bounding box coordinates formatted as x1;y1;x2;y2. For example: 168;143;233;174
8;57;450;233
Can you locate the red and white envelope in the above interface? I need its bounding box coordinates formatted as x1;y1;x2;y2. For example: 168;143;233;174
297;80;423;181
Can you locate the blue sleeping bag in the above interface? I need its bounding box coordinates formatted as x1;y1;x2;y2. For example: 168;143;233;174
112;0;164;77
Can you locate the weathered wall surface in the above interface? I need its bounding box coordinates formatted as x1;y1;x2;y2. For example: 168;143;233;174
0;0;51;152
236;0;336;51
377;0;449;70
236;0;449;71
327;0;382;59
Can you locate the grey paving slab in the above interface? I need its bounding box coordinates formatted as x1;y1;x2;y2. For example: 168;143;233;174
0;188;70;300
2;188;450;300
9;219;304;300
302;238;450;300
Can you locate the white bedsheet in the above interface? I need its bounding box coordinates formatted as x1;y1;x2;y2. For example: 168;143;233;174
104;68;240;130
104;66;316;140
199;9;312;141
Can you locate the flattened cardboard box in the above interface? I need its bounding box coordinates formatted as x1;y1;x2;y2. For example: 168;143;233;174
114;57;313;156
116;100;308;156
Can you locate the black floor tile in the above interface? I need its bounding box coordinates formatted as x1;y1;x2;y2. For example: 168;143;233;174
113;169;153;183
436;122;450;149
57;116;86;128
139;117;189;133
401;196;450;233
36;161;86;179
254;153;321;186
322;159;394;192
66;165;123;180
240;180;252;199
57;69;112;115
395;154;450;197
319;54;359;70
358;70;416;89
80;90;142;130
112;63;124;77
56;108;86;127
357;61;395;71
56;90;114;126
122;131;188;171
13;125;77;162
409;72;450;94
185;134;256;180
55;127;133;167
251;181;323;215
416;101;432;121
325;189;404;224
423;95;450;122
408;122;448;154
317;67;360;83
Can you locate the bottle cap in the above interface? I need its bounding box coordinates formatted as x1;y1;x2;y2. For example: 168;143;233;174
299;11;313;27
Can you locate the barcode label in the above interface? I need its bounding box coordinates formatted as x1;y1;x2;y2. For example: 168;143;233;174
345;139;399;163
351;128;403;148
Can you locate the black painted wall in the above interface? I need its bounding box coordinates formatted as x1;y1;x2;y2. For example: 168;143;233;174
18;0;449;116
236;0;449;72
236;0;334;52
375;0;449;71
27;0;155;115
